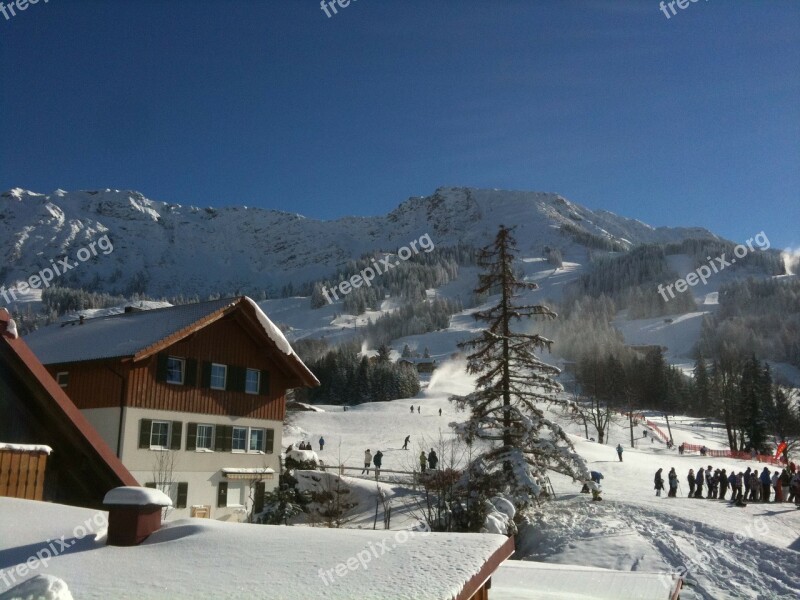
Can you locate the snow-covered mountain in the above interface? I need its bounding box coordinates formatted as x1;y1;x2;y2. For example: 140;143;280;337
0;187;719;298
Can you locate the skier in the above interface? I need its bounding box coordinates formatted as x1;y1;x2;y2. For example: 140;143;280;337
719;468;729;500
678;443;685;455
743;467;752;498
589;480;602;501
362;449;372;474
319;436;325;451
772;470;781;503
760;467;771;502
402;435;411;450
687;469;696;498
694;468;704;498
654;468;665;497
749;470;760;502
733;472;746;507
705;466;716;499
591;471;604;484
616;444;624;462
427;448;438;470
668;468;678;497
419;451;427;473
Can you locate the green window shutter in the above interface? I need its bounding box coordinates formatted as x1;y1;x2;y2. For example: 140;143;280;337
176;482;188;509
186;423;198;451
217;482;228;508
185;359;198;387
259;370;270;396
265;429;274;454
201;362;212;388
170;421;183;450
254;482;266;514
139;419;153;449
145;482;157;489
156;354;168;382
215;425;232;452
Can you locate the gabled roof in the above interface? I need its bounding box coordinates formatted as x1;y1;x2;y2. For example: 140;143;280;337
24;296;318;388
0;309;138;506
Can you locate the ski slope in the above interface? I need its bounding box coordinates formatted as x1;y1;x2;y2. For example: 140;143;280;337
284;363;800;600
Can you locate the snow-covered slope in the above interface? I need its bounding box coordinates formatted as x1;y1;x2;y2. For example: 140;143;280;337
0;187;718;298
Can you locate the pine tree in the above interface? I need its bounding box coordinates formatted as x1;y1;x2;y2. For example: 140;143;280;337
693;353;710;413
450;226;588;510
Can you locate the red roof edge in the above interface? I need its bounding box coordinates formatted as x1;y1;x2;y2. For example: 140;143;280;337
2;332;139;488
455;535;516;600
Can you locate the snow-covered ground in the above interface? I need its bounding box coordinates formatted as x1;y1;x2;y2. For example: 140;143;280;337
283;364;800;600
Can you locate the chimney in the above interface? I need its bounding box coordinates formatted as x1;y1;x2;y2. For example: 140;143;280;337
103;486;172;546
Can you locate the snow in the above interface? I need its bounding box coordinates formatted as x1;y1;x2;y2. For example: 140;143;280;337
0;497;509;600
492;561;681;600
0;444;52;455
286;449;319;463
244;297;294;356
0;575;73;600
221;467;275;475
102;487;172;507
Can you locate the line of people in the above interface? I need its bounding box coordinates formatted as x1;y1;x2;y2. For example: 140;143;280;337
657;463;800;508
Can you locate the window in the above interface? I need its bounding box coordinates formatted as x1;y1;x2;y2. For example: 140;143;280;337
227;482;246;508
249;428;265;453
150;421;170;449
210;363;227;390
196;424;214;450
232;427;247;452
56;372;69;388
166;357;185;385
245;369;260;395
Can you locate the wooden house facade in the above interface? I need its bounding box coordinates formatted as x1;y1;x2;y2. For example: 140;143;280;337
24;297;318;520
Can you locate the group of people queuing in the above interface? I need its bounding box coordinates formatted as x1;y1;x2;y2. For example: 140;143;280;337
656;462;800;508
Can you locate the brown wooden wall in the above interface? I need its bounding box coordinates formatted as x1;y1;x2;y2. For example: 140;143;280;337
47;312;288;420
0;449;48;501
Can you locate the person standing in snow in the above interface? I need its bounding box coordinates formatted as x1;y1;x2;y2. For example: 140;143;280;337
743;467;752;498
438;408;442;416
616;444;624;462
749;470;760;501
362;449;373;474
419;451;427;473
654;468;665;497
719;469;729;500
417;406;421;414
668;468;678;497
772;470;781;502
318;436;325;451
373;450;383;477
402;435;411;450
760;467;772;502
705;466;716;499
694;468;704;498
427;448;438;470
688;469;696;498
410;405;414;413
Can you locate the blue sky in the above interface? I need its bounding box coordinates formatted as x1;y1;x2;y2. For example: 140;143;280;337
1;0;798;247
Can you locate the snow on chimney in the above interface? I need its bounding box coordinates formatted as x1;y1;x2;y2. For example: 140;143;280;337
103;487;172;546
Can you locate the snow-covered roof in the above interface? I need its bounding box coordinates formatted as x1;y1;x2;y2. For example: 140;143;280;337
0;442;52;454
0;497;513;600
23;297;318;387
103;486;172;507
25;297;238;364
492;560;682;600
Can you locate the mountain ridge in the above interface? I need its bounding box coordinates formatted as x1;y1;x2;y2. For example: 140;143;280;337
1;186;720;298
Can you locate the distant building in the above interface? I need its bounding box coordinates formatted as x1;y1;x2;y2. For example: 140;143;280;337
399;357;438;374
24;297;318;520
